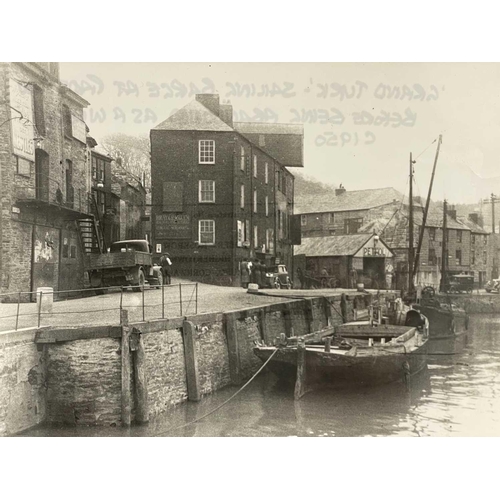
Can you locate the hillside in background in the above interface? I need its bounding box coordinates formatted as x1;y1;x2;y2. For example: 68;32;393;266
293;171;337;198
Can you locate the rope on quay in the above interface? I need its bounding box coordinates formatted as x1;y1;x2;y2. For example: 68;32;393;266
157;347;280;436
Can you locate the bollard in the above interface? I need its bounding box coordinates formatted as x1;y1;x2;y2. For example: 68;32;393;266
179;283;183;317
324;337;331;353
294;339;307;400
195;283;198;315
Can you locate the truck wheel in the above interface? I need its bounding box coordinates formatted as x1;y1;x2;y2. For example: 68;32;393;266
133;270;146;292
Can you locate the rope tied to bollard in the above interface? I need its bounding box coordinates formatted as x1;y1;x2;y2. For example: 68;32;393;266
156;347;280;436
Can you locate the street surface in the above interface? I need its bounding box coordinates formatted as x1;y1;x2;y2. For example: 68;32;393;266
0;279;295;332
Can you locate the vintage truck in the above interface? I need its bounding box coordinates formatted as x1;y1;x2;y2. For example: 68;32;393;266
85;239;163;293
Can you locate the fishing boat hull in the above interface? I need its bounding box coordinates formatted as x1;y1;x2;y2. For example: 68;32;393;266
254;326;428;388
417;304;468;340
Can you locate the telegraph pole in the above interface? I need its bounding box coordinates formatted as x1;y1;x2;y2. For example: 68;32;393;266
440;200;448;293
408;152;415;294
491;193;496;234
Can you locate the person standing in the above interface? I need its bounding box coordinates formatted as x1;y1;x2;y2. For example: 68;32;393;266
160;252;172;284
241;260;250;288
297;267;304;289
255;260;262;288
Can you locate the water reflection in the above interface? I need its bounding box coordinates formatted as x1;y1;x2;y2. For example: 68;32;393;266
21;315;500;437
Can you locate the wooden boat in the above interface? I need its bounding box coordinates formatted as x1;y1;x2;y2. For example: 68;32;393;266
414;298;468;340
254;309;429;397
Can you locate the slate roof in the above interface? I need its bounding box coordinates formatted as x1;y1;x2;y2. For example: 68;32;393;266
456;216;489;234
361;207;475;249
294;187;404;214
233;122;304;135
153;100;234;132
294;234;373;257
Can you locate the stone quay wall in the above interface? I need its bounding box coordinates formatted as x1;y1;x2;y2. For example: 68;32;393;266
0;290;393;435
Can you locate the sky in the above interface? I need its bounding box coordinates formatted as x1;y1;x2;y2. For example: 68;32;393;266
60;62;500;204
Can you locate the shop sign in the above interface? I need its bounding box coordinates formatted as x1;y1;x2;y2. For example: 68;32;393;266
155;213;191;239
9;79;35;162
354;236;393;258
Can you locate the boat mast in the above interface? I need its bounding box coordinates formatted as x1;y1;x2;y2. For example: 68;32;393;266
413;135;442;280
440;199;448;293
408;152;415;294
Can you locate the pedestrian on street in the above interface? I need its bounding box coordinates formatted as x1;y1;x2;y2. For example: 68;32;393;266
241;260;250;288
255;260;262;288
297;267;304;289
160;252;172;285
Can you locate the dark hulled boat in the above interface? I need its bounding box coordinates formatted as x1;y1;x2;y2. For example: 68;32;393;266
254;310;429;391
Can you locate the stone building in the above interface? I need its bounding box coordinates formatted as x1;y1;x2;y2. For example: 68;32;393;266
295;186;403;238
0;62;94;296
90;151;147;247
361;205;493;290
150;94;303;286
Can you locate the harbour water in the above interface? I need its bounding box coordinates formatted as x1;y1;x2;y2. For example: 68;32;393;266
22;315;500;437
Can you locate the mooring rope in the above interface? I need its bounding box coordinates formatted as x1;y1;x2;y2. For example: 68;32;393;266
156;347;280;436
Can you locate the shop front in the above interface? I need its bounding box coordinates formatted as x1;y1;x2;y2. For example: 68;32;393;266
294;233;394;289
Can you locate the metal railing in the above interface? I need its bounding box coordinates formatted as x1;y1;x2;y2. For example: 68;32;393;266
0;282;198;333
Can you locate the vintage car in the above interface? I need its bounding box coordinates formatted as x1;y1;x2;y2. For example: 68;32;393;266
485;278;500;294
445;274;474;294
264;265;292;289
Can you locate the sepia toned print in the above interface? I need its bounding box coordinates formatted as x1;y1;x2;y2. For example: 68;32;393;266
1;62;500;437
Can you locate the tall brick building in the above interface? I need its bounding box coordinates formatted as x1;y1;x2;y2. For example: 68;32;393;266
150;94;303;286
0;63;94;295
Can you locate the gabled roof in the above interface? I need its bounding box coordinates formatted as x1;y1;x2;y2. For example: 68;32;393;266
457;216;489;234
295;187;403;214
153;100;234;132
294;234;373;257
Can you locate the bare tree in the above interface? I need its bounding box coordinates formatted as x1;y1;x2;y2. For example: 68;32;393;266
99;133;151;190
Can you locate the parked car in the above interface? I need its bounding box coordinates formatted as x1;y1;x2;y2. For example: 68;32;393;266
264;265;292;289
485;279;500;294
445;274;474;294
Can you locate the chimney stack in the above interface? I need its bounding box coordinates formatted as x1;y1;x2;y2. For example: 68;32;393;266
447;205;457;220
219;103;233;128
335;184;346;196
195;94;220;117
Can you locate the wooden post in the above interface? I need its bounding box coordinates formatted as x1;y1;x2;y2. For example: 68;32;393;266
340;293;348;323
283;303;293;337
294;339;307;400
305;299;314;333
323;296;332;326
224;313;241;385
258;309;268;343
131;328;149;423
182;320;201;401
120;309;132;427
324;337;331;353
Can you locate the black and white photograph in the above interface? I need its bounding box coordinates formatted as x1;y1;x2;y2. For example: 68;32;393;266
1;4;499;498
